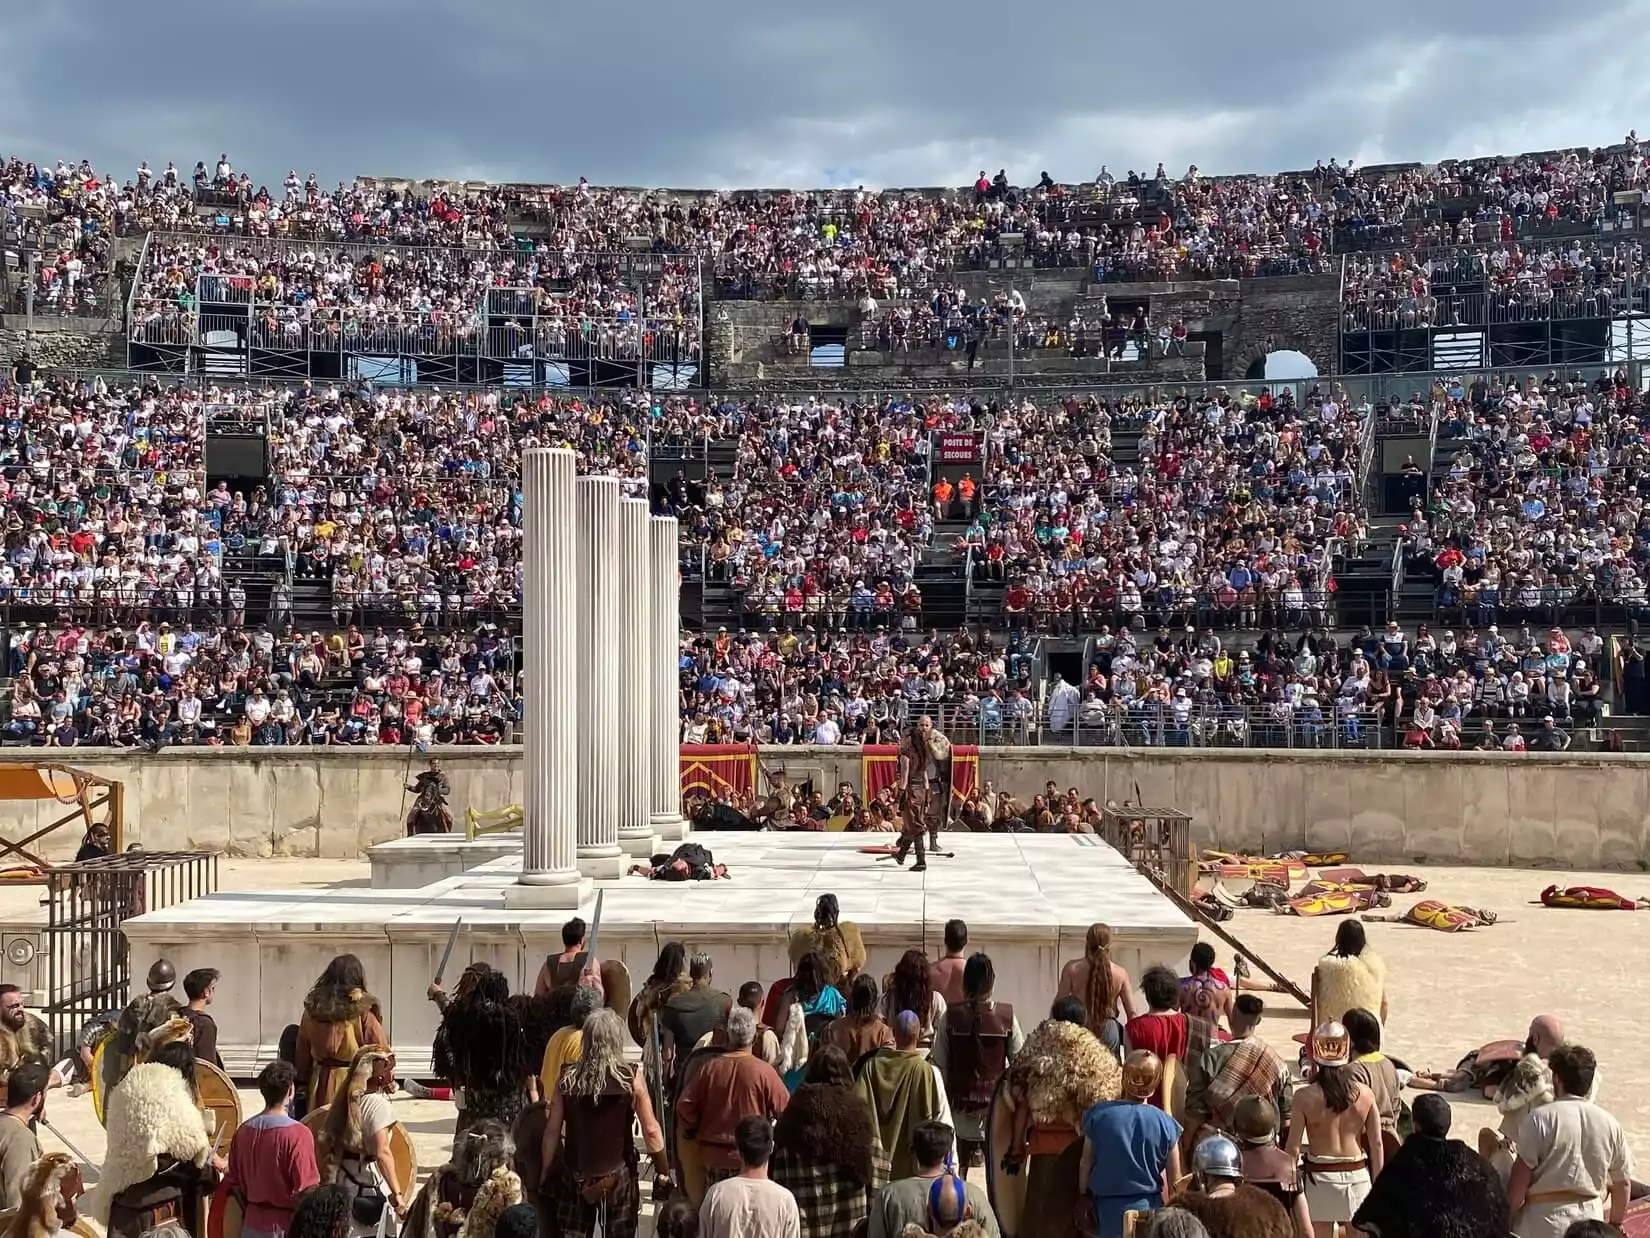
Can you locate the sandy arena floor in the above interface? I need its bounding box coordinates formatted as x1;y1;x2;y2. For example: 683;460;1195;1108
25;857;1650;1228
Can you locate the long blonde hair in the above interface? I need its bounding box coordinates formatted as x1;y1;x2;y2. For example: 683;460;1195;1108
321;1044;393;1168
561;1009;632;1098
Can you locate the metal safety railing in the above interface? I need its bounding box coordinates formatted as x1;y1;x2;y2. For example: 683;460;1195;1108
864;697;1389;751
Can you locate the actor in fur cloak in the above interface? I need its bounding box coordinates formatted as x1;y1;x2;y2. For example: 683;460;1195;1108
295;955;387;1112
402;1119;523;1238
1000;1008;1123;1238
1352;1094;1508;1238
432;965;531;1149
0;1002;52;1090
1312;922;1386;1027
0;1153;85;1238
84;1049;214;1238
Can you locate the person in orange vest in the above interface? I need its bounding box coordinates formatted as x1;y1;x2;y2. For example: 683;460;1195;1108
957;472;977;517
932;476;955;520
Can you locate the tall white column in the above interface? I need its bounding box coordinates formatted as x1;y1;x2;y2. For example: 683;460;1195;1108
506;448;592;909
575;477;625;879
617;497;658;857
649;515;688;841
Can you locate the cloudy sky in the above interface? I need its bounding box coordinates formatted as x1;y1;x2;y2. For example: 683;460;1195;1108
5;0;1650;190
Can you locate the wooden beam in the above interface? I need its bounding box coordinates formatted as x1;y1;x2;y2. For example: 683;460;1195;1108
1134;861;1312;1008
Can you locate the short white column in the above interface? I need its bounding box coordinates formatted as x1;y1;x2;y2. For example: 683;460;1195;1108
648;515;688;841
506;448;592;909
617;497;659;857
575;476;625;880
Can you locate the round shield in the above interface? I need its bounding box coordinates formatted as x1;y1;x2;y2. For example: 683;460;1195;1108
197;1060;243;1151
600;960;632;1023
984;1072;1026;1238
302;1105;418;1197
208;1180;245;1238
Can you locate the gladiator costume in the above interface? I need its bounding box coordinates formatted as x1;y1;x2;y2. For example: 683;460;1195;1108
894;724;952;870
749;778;798;830
105;960;183;1094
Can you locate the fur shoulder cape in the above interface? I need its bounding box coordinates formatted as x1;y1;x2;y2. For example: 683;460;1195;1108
0;1014;50;1075
1172;1186;1294;1238
458;1166;523;1238
1009;1019;1122;1128
83;1062;210;1224
1495;1054;1554;1116
1314;951;1385;1024
304;985;381;1024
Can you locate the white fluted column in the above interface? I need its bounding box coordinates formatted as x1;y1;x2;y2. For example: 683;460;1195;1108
575;477;624;879
506;448;592;909
649;515;688;841
617;497;659;857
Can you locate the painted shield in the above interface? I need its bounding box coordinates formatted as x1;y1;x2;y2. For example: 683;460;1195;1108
208;1180;245;1238
600;960;632;1023
984;1072;1027;1238
198;1061;244;1152
302;1106;419;1197
90;1034;123;1127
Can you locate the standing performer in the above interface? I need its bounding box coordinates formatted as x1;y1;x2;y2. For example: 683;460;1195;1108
406;759;453;836
430;963;532;1150
893;716;953;873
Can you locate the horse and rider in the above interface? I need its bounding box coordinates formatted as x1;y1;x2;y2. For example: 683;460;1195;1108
406;759;454;836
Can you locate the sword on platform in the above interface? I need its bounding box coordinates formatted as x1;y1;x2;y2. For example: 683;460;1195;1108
434;917;465;986
37;1117;99;1182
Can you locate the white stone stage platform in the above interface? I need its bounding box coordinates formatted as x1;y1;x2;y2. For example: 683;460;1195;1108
368;833;523;888
123;832;1196;1076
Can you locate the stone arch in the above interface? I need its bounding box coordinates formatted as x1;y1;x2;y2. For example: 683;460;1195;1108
1230;334;1323;382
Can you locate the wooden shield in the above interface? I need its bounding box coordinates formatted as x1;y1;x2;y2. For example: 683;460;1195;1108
90;1036;111;1126
208;1180;245;1238
984;1073;1027;1238
197;1061;243;1151
302;1105;419;1197
600;960;632;1022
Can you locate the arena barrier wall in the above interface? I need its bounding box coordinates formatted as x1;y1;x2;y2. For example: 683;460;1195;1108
0;746;1640;868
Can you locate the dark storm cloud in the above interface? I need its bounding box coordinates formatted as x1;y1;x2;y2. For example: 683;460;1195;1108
4;0;1650;189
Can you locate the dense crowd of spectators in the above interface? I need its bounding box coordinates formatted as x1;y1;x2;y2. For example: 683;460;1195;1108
3;616;521;747
987;385;1363;633
676;616;1616;752
1402;368;1650;624
11;136;1648;335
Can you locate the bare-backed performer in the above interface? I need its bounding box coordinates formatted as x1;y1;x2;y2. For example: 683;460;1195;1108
893;715;952;872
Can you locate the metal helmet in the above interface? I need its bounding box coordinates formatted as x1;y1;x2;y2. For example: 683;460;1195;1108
1310;1020;1352;1068
146;958;176;993
1191;1133;1244;1181
1121;1049;1163;1100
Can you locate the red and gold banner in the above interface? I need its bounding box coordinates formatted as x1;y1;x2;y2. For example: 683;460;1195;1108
679;744;758;804
862;745;979;804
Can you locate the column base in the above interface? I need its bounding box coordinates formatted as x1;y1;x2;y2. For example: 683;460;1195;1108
503;875;594;910
577;847;628;881
650;813;689;843
619;832;662;858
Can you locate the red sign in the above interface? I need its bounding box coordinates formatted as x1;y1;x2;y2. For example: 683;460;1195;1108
935;432;982;464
